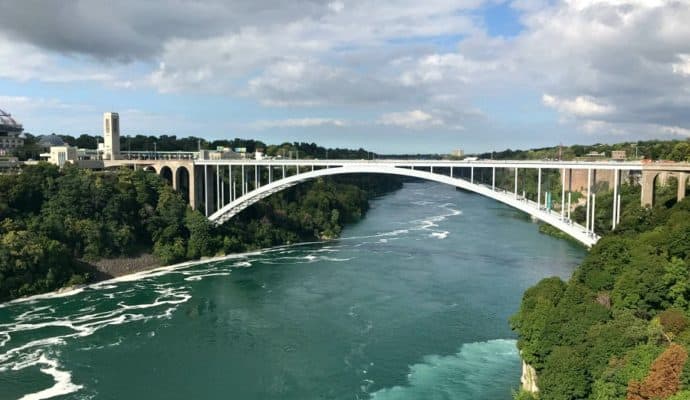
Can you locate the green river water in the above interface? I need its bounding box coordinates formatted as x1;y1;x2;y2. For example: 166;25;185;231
0;181;586;399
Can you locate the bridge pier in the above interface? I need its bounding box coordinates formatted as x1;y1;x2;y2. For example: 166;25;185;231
585;169;592;232
203;165;218;216
641;170;656;207
612;169;619;229
561;168;566;219
678;172;687;202
514;168;518;198
537;168;541;208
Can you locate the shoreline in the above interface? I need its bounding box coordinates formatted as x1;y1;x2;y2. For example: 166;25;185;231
3;238;343;307
84;252;162;280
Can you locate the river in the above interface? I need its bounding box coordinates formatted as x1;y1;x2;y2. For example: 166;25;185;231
0;181;586;400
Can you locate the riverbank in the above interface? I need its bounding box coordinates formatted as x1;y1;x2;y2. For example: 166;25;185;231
0;164;402;302
85;252;161;280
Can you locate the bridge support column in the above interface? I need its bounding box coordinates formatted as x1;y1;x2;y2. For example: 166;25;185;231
450;166;453;178
242;165;246;196
537;168;542;209
678;172;687;203
269;166;273;184
220;166;224;207
641;170;656;207
591;193;596;234
612;169;619;229
514;168;518;198
492;167;496;191
204;165;217;216
586;169;592;232
204;165;209;216
171;166;179;191
228;165;235;202
470;167;474;184
561;168;566;219
189;166;198;210
216;165;220;209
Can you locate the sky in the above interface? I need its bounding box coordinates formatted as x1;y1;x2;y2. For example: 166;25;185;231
1;0;690;153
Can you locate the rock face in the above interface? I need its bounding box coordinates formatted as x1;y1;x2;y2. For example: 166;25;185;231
521;360;539;394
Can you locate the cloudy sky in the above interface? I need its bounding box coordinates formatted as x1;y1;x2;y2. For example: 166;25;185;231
1;0;689;153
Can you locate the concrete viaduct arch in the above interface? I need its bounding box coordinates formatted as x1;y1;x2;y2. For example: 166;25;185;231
641;170;689;207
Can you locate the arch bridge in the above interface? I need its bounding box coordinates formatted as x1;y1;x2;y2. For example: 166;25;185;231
104;158;690;248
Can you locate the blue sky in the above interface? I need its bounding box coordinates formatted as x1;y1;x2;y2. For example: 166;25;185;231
0;0;689;153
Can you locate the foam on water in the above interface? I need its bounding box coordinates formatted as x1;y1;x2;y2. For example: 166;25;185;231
17;354;83;400
430;231;449;239
184;272;232;281
369;339;520;400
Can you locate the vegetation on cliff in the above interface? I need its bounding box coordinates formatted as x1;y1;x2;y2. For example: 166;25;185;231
512;182;690;399
0;163;400;302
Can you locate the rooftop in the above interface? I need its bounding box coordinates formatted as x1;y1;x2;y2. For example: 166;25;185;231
0;109;23;133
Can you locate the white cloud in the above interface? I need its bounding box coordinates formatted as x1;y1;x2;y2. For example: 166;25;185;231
251;118;348;129
673;54;690;76
659;125;690;137
3;0;690;146
542;94;615;117
328;1;345;13
378;110;445;129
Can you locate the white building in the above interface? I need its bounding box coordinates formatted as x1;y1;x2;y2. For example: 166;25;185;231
48;146;78;167
451;149;464;158
103;112;120;160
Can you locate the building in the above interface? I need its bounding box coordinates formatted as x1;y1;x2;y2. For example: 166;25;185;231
451;149;464;158
37;134;66;150
0;109;24;152
611;150;626;160
103;112;120;160
48;145;78;167
205;147;241;160
233;147;249;159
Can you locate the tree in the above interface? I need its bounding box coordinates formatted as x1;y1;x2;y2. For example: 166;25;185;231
539;346;589;400
628;344;688;400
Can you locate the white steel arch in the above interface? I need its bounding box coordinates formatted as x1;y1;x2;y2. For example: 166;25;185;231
208;164;599;247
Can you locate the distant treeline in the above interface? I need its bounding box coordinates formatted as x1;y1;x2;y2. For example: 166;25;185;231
478;139;690;162
16;133;374;160
0;163;401;302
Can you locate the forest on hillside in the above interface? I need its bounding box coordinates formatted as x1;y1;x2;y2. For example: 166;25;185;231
0;163;401;302
512;179;690;400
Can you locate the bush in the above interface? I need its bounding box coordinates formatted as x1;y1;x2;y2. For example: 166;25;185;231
660;310;689;336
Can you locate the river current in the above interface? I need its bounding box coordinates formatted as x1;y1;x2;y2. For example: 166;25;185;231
0;182;586;400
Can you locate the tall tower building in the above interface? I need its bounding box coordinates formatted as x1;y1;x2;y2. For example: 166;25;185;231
103;112;120;160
